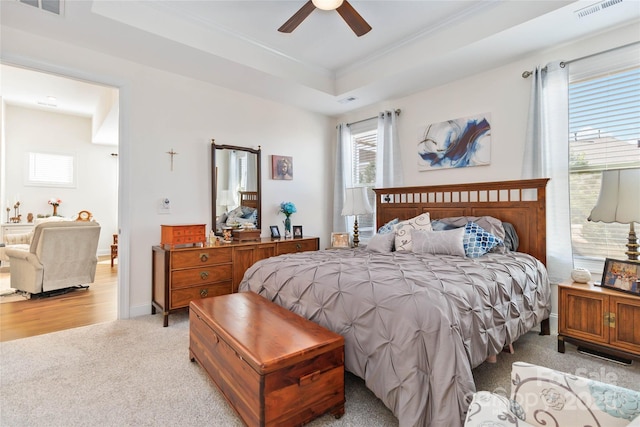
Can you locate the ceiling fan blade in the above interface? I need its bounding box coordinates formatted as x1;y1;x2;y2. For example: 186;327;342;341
278;1;316;33
336;0;371;37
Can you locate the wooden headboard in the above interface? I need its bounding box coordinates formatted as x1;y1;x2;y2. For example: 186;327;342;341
374;178;549;264
239;191;259;209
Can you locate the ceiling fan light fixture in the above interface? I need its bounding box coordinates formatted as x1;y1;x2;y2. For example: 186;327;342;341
312;0;344;11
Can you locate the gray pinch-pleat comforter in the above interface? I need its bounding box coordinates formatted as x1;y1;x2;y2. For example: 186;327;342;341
238;248;551;427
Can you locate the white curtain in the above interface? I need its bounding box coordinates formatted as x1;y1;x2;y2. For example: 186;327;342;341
376;110;403;188
228;150;239;209
522;61;573;283
332;124;351;232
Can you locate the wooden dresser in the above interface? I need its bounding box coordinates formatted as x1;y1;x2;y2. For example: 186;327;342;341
152;236;319;326
558;280;640;360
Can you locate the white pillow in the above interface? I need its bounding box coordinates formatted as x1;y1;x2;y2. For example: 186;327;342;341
366;232;395;253
394;212;431;252
411;228;465;257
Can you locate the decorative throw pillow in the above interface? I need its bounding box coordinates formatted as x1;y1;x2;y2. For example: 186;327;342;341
366;232;395;253
394;212;432;252
411;228;465;257
240;206;256;218
377;218;399;235
463;221;504;258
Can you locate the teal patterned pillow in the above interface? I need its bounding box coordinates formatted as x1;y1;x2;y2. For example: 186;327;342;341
377;218;399;235
463;221;503;258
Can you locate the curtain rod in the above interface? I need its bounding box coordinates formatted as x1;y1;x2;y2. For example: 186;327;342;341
346;109;401;127
521;41;640;78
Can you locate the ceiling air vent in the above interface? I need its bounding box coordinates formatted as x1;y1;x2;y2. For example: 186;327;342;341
575;0;623;18
17;0;63;15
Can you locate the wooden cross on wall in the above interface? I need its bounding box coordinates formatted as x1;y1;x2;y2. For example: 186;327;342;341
166;148;178;171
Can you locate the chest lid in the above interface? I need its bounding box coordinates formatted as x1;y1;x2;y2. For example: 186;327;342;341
191;292;343;374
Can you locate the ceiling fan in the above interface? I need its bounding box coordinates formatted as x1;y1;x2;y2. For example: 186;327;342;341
278;0;372;37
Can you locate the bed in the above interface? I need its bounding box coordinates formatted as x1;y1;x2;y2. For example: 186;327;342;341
215;191;260;233
239;178;551;427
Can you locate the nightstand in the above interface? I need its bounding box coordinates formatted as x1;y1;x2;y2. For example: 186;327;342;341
557;280;640;361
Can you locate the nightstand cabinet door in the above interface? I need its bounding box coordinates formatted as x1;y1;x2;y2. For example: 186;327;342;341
609;295;640;355
559;287;609;345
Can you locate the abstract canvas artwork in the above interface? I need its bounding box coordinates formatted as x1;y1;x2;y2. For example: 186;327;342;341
417;113;491;171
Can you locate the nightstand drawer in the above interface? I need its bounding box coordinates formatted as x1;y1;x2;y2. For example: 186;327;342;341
277;239;318;255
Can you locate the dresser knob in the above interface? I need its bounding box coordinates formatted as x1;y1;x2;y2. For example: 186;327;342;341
296;243;302;251
200;253;209;262
200;271;209;280
200;288;208;298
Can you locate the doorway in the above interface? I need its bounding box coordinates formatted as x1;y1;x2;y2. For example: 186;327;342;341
0;64;120;339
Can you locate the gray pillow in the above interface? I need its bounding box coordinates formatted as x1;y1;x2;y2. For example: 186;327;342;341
411;228;465;257
366;232;395;253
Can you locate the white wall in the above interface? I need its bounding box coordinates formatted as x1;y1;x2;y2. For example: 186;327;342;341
1;26;332;317
1;21;637;321
3;105;118;256
333;23;640;333
336;23;640;187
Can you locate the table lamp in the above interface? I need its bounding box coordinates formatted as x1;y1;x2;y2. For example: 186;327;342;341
341;187;373;247
588;168;640;261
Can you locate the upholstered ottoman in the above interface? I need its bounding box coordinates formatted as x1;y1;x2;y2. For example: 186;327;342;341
189;292;345;426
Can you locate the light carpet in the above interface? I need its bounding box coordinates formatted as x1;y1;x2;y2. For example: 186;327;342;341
1;313;639;427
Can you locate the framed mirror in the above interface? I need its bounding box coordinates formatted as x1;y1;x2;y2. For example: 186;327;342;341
211;139;261;234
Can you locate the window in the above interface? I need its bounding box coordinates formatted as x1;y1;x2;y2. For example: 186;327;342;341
26;152;76;187
348;120;377;241
569;45;640;272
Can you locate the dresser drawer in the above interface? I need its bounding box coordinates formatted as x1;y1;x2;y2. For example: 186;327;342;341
277;239;318;255
171;264;232;289
171;247;232;269
171;281;232;309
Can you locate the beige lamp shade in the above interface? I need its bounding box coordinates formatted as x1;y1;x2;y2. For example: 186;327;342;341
342;187;373;217
588;168;640;224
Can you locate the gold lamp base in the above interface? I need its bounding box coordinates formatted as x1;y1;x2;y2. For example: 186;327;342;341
625;223;639;262
352;218;360;247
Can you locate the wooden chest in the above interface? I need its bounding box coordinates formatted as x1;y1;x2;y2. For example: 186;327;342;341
232;228;261;242
161;224;206;249
189;292;345;426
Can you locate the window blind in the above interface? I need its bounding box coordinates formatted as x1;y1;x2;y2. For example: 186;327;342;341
349;120;377;239
568;43;640;270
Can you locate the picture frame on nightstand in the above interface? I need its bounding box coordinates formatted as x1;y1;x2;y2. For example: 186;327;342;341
270;225;281;239
600;258;639;295
293;225;303;238
330;232;350;248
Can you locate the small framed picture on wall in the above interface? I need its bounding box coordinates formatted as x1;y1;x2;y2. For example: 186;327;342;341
272;155;293;180
293;225;303;238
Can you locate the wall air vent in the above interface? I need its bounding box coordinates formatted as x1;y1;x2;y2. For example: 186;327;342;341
17;0;63;15
575;0;623;18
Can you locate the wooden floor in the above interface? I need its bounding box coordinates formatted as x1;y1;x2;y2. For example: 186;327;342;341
0;257;118;342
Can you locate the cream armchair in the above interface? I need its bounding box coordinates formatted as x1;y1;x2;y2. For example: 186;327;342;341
5;220;101;294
